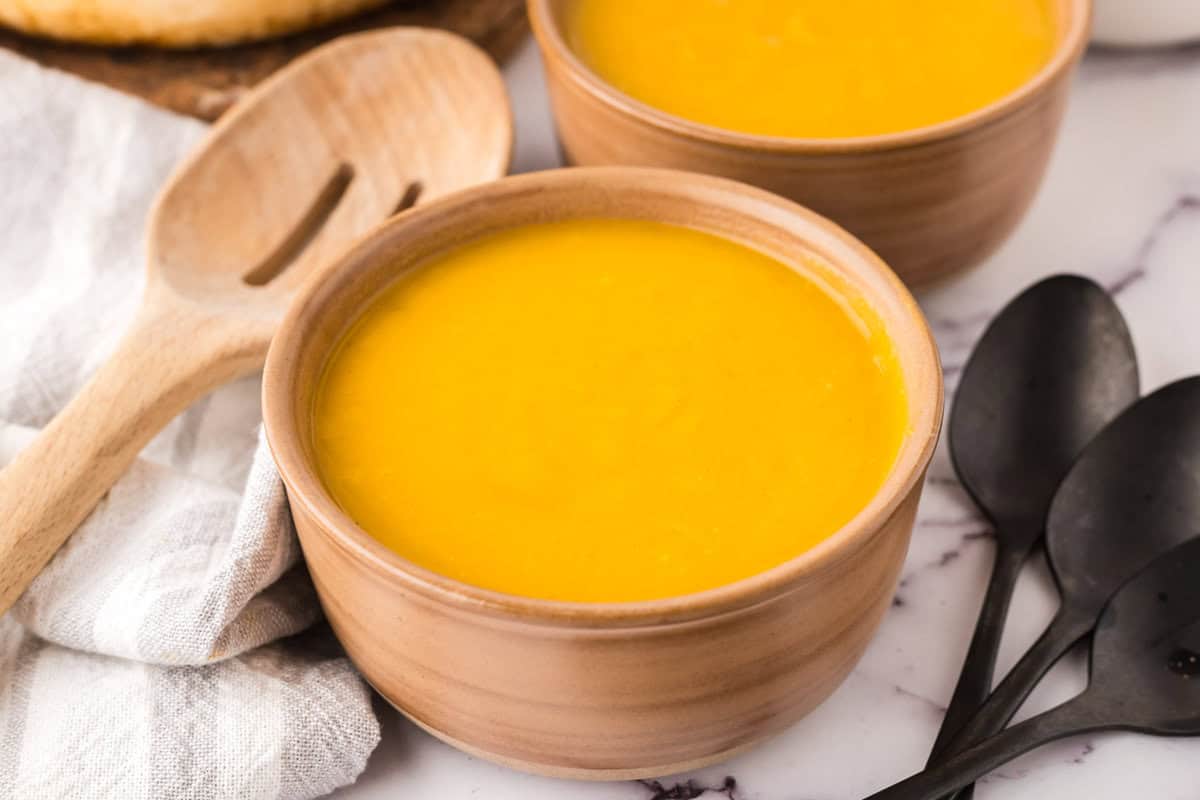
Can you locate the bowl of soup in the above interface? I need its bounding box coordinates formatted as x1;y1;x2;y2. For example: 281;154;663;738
529;0;1092;286
263;167;943;778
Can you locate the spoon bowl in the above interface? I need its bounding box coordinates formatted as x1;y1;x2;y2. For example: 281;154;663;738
1047;375;1200;614
1089;537;1200;735
0;27;512;615
950;275;1139;530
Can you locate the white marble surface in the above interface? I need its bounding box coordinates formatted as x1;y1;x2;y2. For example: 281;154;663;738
332;37;1200;800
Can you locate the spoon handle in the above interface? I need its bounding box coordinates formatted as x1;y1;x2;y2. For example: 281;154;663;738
0;287;266;615
865;694;1110;800
928;537;1031;760
932;606;1095;800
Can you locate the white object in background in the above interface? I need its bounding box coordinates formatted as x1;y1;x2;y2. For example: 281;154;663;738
1092;0;1200;47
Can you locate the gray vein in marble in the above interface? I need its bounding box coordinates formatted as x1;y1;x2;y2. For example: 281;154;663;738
1121;194;1200;285
637;776;738;800
1106;266;1146;296
890;524;992;613
902;528;994;578
918;196;1200;382
1073;742;1096;764
888;683;949;716
978;739;1099;784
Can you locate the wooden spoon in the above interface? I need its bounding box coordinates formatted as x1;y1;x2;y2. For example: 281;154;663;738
0;28;512;614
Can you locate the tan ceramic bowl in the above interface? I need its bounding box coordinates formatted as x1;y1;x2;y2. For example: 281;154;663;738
529;0;1092;287
263;167;943;780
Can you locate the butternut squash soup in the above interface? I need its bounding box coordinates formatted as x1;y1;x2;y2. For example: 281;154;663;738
565;0;1057;138
312;219;908;602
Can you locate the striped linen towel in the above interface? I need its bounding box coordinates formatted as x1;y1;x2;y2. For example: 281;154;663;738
0;50;378;799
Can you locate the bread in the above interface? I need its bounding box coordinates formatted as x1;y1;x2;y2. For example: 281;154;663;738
0;0;392;47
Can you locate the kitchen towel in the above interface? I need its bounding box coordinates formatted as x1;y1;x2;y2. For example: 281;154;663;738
0;50;379;799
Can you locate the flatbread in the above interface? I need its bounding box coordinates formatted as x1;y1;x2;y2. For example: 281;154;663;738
0;0;392;47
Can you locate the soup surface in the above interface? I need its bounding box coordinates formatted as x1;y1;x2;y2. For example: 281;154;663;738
313;219;908;602
566;0;1057;138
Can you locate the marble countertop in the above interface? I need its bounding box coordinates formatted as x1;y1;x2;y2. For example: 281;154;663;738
333;36;1200;800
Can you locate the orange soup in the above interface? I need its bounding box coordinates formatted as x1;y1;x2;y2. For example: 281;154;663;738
566;0;1057;138
313;219;908;602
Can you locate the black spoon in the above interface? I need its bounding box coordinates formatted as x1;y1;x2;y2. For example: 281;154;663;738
932;276;1138;766
865;534;1200;800
933;375;1200;794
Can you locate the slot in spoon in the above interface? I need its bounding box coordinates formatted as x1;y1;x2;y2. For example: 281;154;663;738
932;275;1138;770
866;533;1200;800
935;375;1200;794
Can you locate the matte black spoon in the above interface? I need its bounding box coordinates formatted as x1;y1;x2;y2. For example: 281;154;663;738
931;276;1138;764
934;375;1200;793
865;534;1200;800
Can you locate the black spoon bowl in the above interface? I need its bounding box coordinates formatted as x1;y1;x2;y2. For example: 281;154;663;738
866;534;1200;800
935;375;1200;786
933;275;1138;761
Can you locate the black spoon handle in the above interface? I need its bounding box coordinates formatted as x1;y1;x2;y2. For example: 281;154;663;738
865;695;1110;800
927;538;1031;762
931;606;1096;800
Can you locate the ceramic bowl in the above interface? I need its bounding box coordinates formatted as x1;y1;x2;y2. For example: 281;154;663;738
262;167;943;779
528;0;1093;287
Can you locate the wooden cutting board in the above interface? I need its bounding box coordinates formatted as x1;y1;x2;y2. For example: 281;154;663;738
0;0;527;121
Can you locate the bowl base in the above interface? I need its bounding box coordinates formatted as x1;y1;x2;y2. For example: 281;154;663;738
377;691;767;781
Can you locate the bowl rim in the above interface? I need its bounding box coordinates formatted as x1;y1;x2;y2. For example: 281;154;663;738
527;0;1093;154
262;167;944;628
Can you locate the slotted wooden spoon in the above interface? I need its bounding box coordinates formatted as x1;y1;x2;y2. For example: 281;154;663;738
0;27;512;614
